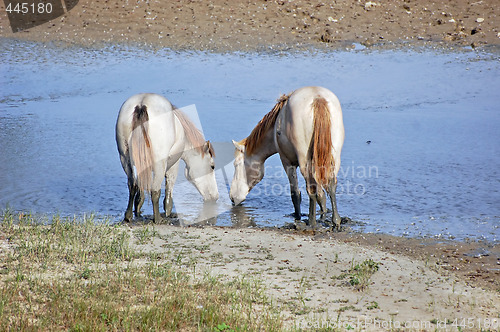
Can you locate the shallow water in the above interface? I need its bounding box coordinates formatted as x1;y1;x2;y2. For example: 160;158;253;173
1;39;499;243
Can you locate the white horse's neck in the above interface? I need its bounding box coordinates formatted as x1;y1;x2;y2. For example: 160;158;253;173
174;113;203;167
181;142;201;164
245;126;277;165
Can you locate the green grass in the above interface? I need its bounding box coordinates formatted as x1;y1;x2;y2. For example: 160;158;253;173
331;258;380;291
349;259;380;291
0;210;284;331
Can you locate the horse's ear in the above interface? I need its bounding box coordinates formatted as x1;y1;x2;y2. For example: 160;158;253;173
204;140;215;157
232;139;245;152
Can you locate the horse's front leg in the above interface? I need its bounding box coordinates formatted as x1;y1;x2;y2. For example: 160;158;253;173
283;163;301;220
327;178;341;230
164;160;180;217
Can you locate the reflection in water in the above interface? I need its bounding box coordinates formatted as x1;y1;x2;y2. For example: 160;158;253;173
178;201;220;227
1;39;499;242
228;205;257;228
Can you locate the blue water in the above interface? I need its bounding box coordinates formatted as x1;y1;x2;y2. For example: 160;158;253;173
1;39;499;242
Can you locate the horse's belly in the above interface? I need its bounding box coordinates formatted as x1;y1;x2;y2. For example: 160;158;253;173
276;133;299;165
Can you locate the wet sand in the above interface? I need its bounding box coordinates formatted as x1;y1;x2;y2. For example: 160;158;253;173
1;0;499;51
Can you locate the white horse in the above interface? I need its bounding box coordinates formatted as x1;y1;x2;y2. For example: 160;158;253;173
230;86;345;228
116;93;219;223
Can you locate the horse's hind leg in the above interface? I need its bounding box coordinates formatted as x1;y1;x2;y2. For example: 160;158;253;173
282;162;301;220
134;190;145;217
299;166;319;227
306;182;319;227
326;178;341;230
125;177;137;222
317;190;327;218
308;194;317;227
121;154;137;222
151;189;162;223
151;163;166;223
164;160;180;217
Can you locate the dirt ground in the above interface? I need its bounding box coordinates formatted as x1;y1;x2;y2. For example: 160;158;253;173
1;0;499;51
127;224;500;330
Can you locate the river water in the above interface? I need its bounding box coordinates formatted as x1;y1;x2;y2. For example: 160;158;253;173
1;39;499;243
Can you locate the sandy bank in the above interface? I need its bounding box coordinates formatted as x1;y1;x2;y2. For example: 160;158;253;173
126;223;500;329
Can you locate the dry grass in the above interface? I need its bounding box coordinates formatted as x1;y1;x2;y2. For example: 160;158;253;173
0;210;284;331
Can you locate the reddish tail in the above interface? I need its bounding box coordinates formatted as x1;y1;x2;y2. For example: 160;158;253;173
130;105;154;192
309;97;335;188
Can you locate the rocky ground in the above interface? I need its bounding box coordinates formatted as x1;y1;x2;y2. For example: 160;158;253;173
1;0;499;51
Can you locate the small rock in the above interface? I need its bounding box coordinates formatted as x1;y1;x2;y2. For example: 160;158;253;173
364;1;378;10
320;31;335;43
476;18;484;23
362;39;374;47
294;221;308;231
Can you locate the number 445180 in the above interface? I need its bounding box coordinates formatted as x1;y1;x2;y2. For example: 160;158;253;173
6;2;53;14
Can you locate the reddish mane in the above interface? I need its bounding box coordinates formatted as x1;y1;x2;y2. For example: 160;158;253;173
243;93;290;156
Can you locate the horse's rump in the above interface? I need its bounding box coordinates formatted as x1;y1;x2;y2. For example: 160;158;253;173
308;97;334;188
130;104;155;192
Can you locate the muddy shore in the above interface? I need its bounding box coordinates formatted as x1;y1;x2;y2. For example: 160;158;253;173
1;0;499;51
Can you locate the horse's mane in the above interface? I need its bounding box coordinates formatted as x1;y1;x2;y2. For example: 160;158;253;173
173;108;214;157
242;93;291;156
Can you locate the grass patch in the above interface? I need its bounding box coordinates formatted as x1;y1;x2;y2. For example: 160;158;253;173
331;258;380;291
349;259;380;291
0;210;284;331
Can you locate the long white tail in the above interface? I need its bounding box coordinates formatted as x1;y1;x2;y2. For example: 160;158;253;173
130;105;154;192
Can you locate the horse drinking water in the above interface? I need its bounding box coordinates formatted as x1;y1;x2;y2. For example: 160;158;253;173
230;86;345;228
116;93;219;223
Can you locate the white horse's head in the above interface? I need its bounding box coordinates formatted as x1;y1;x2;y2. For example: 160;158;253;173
184;141;219;201
229;140;265;205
